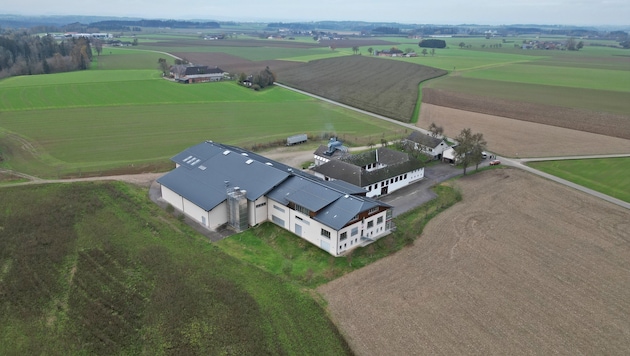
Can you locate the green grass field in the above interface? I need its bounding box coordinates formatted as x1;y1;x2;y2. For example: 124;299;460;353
527;158;630;203
0;50;405;178
0;182;352;355
217;184;462;287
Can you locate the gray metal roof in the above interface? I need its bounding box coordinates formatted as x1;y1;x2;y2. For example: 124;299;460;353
407;131;444;149
158;142;289;210
319;179;367;195
312;149;425;187
314;144;350;160
314;195;383;230
267;175;340;211
158;141;392;230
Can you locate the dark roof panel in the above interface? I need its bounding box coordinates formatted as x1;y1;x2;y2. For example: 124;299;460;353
159;141;392;230
407;131;444;148
314;195;388;230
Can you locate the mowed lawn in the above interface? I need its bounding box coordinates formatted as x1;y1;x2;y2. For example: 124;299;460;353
0;182;351;355
528;157;630;202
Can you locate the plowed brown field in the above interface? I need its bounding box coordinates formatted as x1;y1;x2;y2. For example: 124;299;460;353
422;88;630;140
170;52;304;75
318;169;630;355
419;104;630;157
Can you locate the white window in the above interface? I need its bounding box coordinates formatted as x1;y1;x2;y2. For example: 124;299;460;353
321;228;331;239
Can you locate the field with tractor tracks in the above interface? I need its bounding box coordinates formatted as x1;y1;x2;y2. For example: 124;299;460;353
319;168;630;355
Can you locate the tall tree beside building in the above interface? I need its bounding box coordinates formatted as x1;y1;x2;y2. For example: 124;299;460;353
454;128;486;175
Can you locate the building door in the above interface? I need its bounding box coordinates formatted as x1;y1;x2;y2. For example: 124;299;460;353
295;224;302;237
320;240;330;252
201;216;206;226
381;186;388;195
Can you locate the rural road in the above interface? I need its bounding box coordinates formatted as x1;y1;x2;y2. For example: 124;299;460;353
274;82;433;136
498;154;630;210
276;82;630;210
2;84;628;211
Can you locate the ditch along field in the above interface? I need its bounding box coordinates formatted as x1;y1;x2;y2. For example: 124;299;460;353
0;182;352;355
318;168;630;355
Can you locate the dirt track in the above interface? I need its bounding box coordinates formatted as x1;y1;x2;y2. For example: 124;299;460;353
419;104;630;157
318;168;630;355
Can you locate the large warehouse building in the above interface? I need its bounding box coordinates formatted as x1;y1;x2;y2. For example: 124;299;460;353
157;141;394;256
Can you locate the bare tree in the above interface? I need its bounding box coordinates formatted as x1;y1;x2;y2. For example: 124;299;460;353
454;128;486;175
454;128;473;175
92;39;103;56
158;58;169;75
428;122;444;138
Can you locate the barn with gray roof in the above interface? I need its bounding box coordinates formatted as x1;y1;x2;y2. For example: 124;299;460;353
157;141;393;256
311;147;425;197
404;131;449;159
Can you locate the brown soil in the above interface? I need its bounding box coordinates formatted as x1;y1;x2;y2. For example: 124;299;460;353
422;88;630;140
170;52;304;75
318;168;630;355
419;104;630;157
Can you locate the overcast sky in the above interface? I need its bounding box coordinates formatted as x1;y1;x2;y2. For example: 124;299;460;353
4;0;629;27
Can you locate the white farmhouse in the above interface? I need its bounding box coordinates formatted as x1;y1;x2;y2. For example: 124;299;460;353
157;141;394;256
311;147;425;197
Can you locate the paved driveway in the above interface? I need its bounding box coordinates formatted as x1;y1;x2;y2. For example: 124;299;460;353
381;162;465;217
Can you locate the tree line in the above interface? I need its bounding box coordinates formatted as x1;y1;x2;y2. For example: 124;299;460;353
237;66;276;91
89;19;220;31
0;31;93;79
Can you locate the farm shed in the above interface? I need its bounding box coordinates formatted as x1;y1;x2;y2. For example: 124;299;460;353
157;141;394;256
170;65;227;83
311;147;425;197
404;131;449;159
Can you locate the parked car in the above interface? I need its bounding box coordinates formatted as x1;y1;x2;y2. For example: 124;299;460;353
489;159;501;166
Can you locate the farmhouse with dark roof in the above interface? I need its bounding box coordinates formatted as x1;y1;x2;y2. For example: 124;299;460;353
311;147;424;197
170;65;226;83
404;131;449;159
157;141;393;256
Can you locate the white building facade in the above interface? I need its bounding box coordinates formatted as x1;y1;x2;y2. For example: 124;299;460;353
157;141;393;256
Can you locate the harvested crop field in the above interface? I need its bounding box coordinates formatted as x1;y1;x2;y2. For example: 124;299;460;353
276;56;447;122
170;52;304;75
318;169;630;356
422;88;630;140
419;104;630;157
